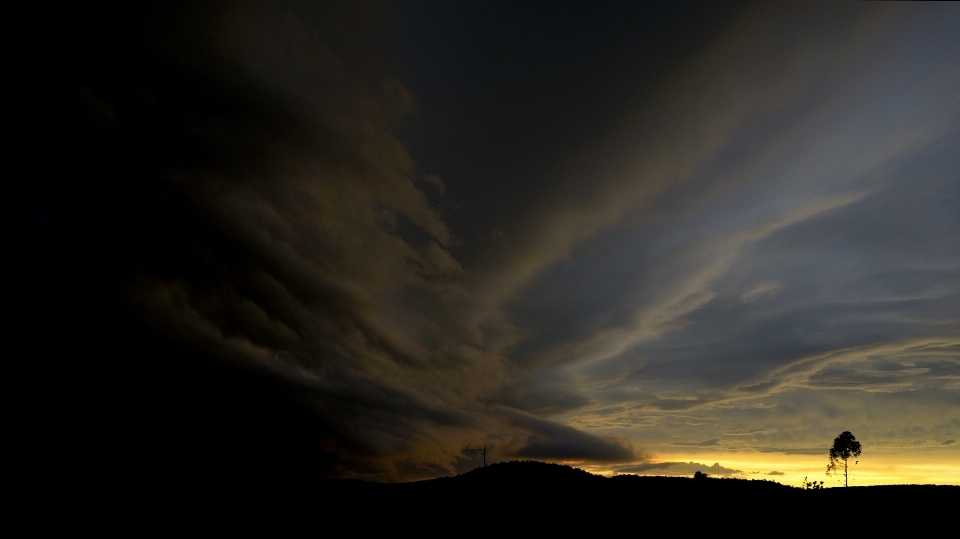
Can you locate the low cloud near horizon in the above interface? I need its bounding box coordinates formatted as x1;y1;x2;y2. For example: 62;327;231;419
616;462;743;478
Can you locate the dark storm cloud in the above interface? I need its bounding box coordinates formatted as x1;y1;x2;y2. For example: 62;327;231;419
30;0;690;480
495;368;593;416
495;408;637;463
24;0;507;480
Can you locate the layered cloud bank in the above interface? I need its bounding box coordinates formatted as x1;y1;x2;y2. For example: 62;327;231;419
18;1;958;482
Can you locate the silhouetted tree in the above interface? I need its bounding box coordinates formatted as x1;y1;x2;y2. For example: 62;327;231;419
694;471;708;479
826;431;861;487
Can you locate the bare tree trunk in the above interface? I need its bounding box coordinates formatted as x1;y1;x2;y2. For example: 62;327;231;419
844;458;848;487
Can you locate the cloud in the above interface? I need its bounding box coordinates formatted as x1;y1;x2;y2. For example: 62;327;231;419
670;438;721;447
753;340;960;397
767;471;785;476
496;369;593;417
477;4;959;455
423;174;446;196
616;461;742;477
495;408;638;463
754;447;826;456
740;281;780;304
724;426;778;436
42;0;525;480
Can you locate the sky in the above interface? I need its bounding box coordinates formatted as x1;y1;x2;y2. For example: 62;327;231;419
6;1;958;486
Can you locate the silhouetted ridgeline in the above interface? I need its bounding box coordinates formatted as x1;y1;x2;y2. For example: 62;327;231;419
306;461;957;516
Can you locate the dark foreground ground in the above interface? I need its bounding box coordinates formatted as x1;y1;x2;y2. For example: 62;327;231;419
179;460;952;514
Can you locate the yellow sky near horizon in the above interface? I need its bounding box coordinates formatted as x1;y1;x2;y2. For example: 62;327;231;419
573;448;960;487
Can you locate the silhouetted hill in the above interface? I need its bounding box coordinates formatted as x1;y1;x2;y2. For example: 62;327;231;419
305;460;956;513
399;460;796;498
434;460;608;487
424;461;804;506
61;458;955;525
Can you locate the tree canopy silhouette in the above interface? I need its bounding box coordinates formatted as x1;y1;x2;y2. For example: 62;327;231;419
827;431;861;487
